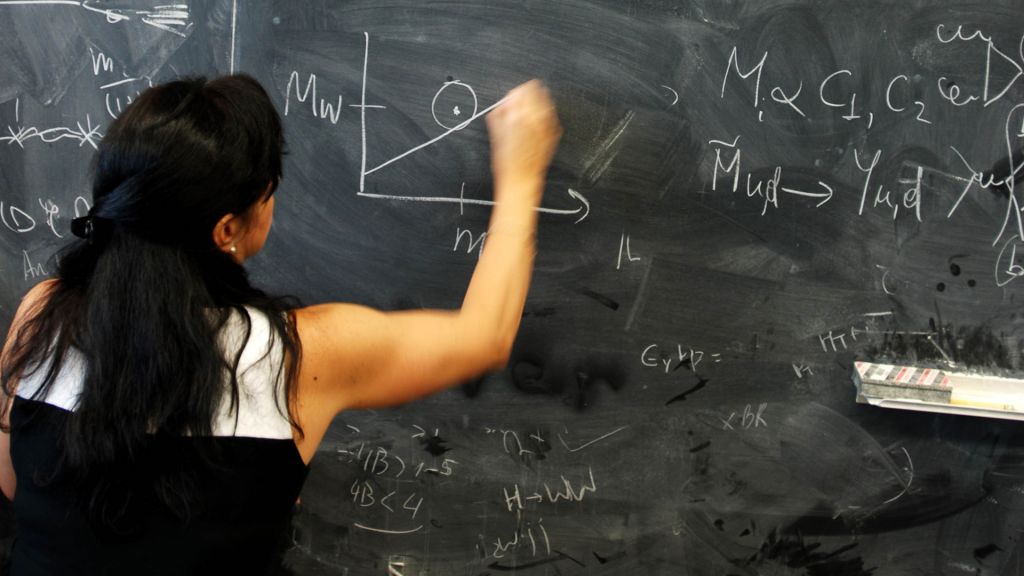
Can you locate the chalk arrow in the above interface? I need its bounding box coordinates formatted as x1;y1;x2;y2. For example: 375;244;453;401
983;41;1023;107
780;181;833;207
357;187;591;223
550;188;590;223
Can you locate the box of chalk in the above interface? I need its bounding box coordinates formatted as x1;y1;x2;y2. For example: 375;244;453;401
853;361;953;404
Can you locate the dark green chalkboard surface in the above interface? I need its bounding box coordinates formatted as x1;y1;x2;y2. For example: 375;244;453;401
2;1;1024;574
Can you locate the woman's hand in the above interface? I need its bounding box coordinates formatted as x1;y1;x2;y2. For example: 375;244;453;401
486;80;562;205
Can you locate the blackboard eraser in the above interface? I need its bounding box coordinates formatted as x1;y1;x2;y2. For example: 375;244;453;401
853;362;1024;421
853;362;952;403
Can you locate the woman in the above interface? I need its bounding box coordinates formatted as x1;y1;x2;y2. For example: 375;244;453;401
0;74;560;574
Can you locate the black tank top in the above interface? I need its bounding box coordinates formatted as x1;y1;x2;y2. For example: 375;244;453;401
9;309;309;575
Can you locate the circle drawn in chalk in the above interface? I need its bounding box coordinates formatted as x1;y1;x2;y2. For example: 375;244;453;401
432;80;478;130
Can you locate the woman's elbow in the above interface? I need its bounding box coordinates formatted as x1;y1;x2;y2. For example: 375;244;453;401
462;332;514;375
456;316;516;373
486;332;516;371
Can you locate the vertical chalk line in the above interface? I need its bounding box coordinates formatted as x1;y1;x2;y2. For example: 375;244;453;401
229;0;237;73
359;31;369;192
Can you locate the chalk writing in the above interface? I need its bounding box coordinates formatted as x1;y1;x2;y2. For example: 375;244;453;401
73;197;91;219
818;330;850;352
454;227;487;257
502;467;597;512
88;47;114;75
86;47;153;118
617;233;640;269
995;236;1024;287
350;480;423;520
352;523;423;535
0;2;193;36
935;24;1023;107
228;0;238;73
284;71;345;124
946;105;1024;245
720;403;768;430
791;363;814;378
5;9;1024;576
881;447;915;505
556;426;627;453
2;115;102;149
818;321;936;354
819;69;876;127
22;250;46;281
707;137;832;213
491;516;551;560
103;78;152;119
387;556;406;576
38;199;62;238
721;47;767;108
937;77;978;107
336;443;457;479
641;343;722;373
854;150;923;221
1;197;92;238
343;35;591;222
483;427;550;463
431;80;478;130
770;81;805;117
947;146;1012;219
1;202;36;234
661;84;679;106
881;74;929;125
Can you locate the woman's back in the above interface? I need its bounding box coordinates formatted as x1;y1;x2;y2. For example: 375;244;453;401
10;308;306;575
0;75;560;574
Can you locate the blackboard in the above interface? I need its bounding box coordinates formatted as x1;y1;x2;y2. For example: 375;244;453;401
2;1;1024;574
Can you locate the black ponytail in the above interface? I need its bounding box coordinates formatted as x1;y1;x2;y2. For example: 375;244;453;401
0;75;301;522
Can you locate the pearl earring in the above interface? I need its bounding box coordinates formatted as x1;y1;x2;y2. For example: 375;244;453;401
230;245;237;254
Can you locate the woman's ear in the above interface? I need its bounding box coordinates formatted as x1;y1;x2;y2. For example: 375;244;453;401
212;212;241;257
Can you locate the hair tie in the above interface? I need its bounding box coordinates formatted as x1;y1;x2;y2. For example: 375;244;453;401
70;213;111;245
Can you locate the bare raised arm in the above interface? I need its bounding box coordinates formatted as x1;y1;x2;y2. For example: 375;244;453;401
293;81;561;426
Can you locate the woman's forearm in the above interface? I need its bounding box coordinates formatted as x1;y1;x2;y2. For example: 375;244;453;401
460;177;542;362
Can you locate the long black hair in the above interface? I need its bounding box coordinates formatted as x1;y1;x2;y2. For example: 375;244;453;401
0;74;301;521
